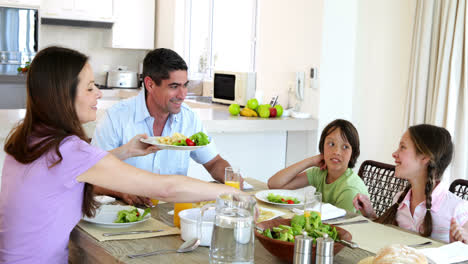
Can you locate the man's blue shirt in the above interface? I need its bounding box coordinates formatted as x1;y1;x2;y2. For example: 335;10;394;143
92;91;218;175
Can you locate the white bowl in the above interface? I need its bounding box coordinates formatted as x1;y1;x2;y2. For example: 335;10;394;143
179;208;215;247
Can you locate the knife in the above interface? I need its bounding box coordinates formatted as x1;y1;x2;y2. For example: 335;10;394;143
103;229;164;237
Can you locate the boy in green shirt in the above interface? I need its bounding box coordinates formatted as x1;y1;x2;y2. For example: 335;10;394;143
268;119;369;212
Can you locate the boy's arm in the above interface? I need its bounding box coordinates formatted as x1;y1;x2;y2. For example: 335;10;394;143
268;154;324;189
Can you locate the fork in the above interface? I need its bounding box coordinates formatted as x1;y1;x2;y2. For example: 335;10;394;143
407;241;432;248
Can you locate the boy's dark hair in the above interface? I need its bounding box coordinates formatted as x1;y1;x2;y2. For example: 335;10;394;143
318;119;360;168
143;48;188;85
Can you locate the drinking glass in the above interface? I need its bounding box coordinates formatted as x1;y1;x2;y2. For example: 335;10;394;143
150;198;159;206
304;191;322;217
174;203;193;228
225;167;241;189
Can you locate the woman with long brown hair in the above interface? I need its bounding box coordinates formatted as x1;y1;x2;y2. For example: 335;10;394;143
354;124;468;243
0;46;241;263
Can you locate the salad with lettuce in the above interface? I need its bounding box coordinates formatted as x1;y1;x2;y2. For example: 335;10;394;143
267;193;300;204
172;131;210;147
114;207;151;223
261;212;338;243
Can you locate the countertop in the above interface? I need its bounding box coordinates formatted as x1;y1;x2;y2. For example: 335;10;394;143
0;73;27;83
95;88;317;134
0;89;317;139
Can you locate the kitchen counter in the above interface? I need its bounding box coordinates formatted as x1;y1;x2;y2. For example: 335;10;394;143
0;72;27;83
0;91;318;183
88;98;317;134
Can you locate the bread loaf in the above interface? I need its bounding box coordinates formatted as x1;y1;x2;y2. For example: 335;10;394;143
357;244;427;264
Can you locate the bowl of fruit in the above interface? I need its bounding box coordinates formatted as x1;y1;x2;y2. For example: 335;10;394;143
255;213;352;263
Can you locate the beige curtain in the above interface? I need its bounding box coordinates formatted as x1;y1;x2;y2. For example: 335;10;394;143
405;0;467;182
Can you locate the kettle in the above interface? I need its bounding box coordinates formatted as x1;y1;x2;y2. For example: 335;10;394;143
106;68;139;89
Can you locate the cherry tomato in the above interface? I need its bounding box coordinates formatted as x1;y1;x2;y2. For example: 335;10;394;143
186;138;195;146
287;200;294;204
136;212;140;216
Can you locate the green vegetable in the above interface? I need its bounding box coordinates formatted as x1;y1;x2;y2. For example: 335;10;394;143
266;193;300;204
263;228;273;239
114;207;151;223
262;212;338;243
189;132;210;146
172;139;187;146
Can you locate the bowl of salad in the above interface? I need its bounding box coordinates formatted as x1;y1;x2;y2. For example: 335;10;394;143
255;212;352;262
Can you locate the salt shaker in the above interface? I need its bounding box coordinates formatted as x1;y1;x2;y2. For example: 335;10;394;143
293;231;314;264
316;233;334;264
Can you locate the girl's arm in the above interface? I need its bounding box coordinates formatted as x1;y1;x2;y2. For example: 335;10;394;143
450;218;468;244
77;154;243;202
353;193;377;220
268;154;324;190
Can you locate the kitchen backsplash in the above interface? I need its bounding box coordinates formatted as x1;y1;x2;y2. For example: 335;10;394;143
39;25;148;85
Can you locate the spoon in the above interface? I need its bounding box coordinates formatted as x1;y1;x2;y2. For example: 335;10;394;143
127;238;200;259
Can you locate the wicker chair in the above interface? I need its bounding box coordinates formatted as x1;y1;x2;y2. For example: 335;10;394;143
449;179;468;200
358;160;408;217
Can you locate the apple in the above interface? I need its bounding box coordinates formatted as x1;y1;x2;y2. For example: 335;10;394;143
269;107;277;117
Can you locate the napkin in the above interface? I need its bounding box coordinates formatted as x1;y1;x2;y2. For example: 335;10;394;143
77;218;180;242
291;203;346;221
338;215;444;254
418;241;468;264
243;181;254;190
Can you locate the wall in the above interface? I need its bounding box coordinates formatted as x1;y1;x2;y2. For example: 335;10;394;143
255;0;323;117
39;25;148;85
352;0;416;166
318;0;357;135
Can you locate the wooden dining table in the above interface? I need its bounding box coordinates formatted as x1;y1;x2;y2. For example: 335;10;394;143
68;178;375;263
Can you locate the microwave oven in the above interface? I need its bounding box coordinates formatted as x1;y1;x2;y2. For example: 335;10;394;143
212;71;256;106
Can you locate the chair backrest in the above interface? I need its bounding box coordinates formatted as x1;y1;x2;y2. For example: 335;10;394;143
449;179;468;200
358;160;408;217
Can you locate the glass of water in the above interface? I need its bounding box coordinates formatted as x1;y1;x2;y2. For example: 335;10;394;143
304;191;322;217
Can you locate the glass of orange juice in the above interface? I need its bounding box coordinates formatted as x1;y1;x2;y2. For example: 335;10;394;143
150;198;159;207
174;202;193;228
225;166;241;189
304;191;322;218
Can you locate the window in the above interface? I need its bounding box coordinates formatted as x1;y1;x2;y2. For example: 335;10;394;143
185;0;257;80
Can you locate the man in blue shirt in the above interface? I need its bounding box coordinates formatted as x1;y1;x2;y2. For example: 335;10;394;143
92;48;238;205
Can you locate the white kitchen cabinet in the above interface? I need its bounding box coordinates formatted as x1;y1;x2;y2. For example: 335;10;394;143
105;0;155;50
0;0;39;8
40;0;113;22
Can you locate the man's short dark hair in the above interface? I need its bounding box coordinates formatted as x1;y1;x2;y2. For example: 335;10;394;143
318;119;360;168
143;48;188;85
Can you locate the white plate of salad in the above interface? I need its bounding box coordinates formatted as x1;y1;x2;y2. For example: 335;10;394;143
255;190;304;207
82;205;151;228
140;132;211;151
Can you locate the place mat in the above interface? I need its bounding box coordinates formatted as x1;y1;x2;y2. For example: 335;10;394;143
339;215;445;254
77;217;180;242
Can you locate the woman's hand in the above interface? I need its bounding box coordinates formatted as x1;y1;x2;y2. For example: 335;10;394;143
450;218;468;244
124;134;159;159
118;192;153;207
108;134;159;160
353;194;377;220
